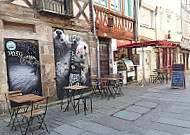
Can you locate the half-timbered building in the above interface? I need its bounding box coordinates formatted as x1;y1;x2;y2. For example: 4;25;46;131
92;0;137;82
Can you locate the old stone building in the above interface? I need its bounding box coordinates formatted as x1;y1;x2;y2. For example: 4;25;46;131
0;0;96;111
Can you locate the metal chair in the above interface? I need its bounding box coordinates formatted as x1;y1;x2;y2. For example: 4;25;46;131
90;75;99;95
75;91;93;115
18;96;49;135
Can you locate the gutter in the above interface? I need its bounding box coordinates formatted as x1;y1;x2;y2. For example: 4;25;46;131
91;0;101;80
134;0;138;42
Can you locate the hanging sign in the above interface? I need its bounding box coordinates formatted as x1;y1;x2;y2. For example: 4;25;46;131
171;64;185;89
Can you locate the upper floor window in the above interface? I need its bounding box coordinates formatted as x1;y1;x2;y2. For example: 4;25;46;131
167;15;171;31
140;7;153;28
110;0;122;13
94;0;108;8
124;0;134;18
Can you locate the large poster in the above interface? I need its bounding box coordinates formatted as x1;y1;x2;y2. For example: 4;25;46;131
5;39;42;95
53;29;90;99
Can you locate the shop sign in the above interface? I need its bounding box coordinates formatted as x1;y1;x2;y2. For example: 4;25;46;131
171;64;185;89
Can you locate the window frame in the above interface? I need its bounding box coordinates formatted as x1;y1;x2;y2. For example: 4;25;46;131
124;0;134;18
110;0;122;13
94;0;108;8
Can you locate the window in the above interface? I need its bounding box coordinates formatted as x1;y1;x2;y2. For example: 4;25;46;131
140;7;153;28
94;0;108;7
167;15;171;31
124;0;134;18
160;12;164;31
110;0;121;13
176;18;181;33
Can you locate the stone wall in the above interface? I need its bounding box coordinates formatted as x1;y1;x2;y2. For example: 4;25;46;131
0;20;8;111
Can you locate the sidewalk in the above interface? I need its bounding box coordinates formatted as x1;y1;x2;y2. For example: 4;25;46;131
1;71;190;135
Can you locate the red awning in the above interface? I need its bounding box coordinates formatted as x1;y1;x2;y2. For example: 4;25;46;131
117;41;173;48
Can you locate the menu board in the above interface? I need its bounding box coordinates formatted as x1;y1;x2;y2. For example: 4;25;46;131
172;64;184;71
132;54;139;65
171;64;185;89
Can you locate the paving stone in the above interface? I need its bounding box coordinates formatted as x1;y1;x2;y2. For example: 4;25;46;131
93;115;131;131
165;106;189;114
157;117;190;128
113;110;142;121
152;122;190;135
53;124;83;135
70;120;94;129
125;105;150;114
78;131;97;135
48;131;62;135
84;123;124;135
143;129;177;135
177;97;190;103
135;101;158;109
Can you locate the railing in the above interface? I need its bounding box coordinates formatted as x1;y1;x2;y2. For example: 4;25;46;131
36;0;73;16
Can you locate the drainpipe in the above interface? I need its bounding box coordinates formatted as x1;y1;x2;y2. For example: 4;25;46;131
91;0;101;79
155;6;158;41
134;0;138;81
134;0;138;42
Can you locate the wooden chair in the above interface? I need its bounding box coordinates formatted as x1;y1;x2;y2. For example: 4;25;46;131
99;78;109;97
90;75;98;94
4;90;29;130
18;96;49;135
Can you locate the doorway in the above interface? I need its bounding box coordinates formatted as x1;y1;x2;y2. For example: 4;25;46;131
99;43;109;75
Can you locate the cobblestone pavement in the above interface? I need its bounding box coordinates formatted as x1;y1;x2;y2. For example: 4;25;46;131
1;71;190;135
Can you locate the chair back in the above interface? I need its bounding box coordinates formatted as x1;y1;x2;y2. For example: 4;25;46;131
100;78;108;89
4;90;22;99
4;90;22;109
30;97;48;117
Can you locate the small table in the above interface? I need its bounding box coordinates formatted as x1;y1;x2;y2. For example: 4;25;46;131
63;85;88;114
8;94;42;104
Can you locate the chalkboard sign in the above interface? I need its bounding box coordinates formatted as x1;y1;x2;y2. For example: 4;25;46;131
172;72;184;87
171;64;185;89
172;64;184;71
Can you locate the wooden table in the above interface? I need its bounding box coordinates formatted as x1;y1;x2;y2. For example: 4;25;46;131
8;94;42;104
64;86;88;90
62;85;88;114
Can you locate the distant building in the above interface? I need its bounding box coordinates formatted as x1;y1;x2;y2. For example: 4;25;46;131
181;0;190;69
137;0;182;81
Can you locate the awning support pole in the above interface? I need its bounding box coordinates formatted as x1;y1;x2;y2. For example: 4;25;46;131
140;45;146;87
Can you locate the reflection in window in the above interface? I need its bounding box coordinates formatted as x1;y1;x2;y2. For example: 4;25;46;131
124;0;134;18
110;0;121;13
94;0;108;7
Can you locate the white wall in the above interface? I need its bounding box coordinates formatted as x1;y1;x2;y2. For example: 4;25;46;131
110;39;118;74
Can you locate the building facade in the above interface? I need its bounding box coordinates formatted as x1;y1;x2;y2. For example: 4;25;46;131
0;0;96;111
93;0;137;82
181;0;190;70
137;0;182;80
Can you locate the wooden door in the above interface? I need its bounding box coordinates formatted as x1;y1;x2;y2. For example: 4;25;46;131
100;43;109;75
